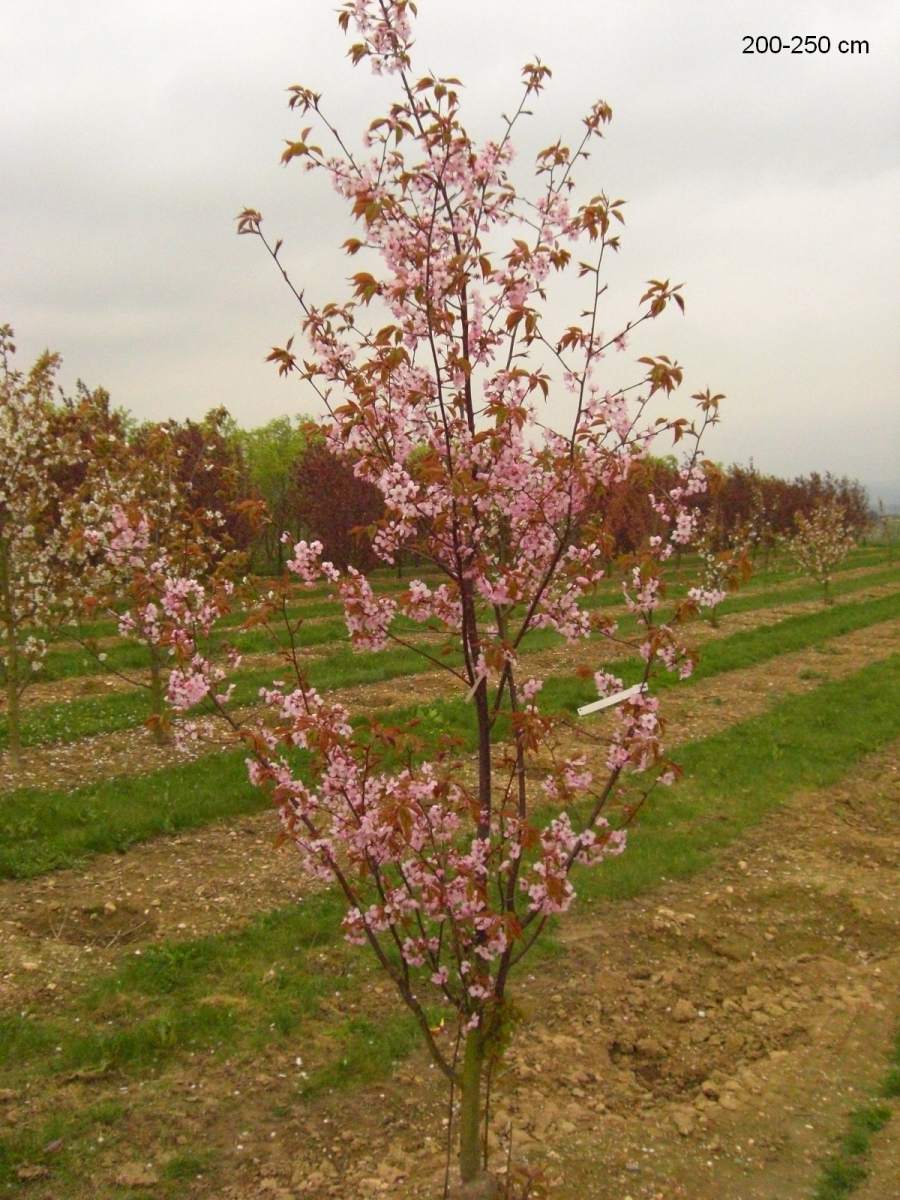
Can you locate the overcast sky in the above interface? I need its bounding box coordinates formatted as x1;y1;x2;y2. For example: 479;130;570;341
3;0;898;501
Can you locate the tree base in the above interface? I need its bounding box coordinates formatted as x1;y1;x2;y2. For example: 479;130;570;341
451;1173;500;1200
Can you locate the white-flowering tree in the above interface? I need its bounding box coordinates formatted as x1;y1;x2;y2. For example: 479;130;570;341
791;498;855;604
688;520;752;628
0;327;90;767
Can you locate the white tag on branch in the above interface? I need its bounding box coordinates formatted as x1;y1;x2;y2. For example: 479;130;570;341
577;681;647;717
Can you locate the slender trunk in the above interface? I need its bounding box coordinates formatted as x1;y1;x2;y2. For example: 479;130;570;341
461;580;492;832
148;643;168;746
4;639;21;770
823;577;832;606
459;1028;486;1185
1;543;22;769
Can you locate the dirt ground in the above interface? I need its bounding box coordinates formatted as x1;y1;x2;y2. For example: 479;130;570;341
11;739;890;1200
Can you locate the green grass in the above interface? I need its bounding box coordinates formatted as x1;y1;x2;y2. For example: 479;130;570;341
162;1151;213;1183
811;1025;900;1198
0;898;350;1078
298;1013;423;1098
36;611;354;682
0;1100;126;1196
0;750;261;878
2;590;898;879
0;887;421;1189
813;1106;891;1198
883;1028;900;1099
40;566;448;646
506;586;900;724
5;657;899;1045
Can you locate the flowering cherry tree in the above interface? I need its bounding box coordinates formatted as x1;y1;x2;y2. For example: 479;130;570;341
747;480;778;572
790;498;855;605
80;425;241;746
1;326;66;768
160;2;726;1190
688;519;752;628
0;325;117;769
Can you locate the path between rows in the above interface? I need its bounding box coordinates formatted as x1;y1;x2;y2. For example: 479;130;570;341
2;577;897;798
2;614;897;1016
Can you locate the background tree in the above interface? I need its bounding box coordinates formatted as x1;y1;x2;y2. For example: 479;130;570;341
132;408;254;554
711;467;871;548
790;498;856;605
588;455;679;562
688;520;752;628
293;427;385;570
240;415;309;572
80;421;246;745
876;499;895;564
0;325;117;769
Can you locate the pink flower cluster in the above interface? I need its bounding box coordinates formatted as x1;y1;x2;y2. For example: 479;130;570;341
340;568;398;649
284;538;340;584
340;0;413;75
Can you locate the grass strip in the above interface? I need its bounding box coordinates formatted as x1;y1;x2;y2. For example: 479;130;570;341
40;566;448;645
576;653;900;901
34;552;896;683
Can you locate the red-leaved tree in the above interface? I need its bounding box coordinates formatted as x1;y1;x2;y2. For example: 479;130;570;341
293;427;385;569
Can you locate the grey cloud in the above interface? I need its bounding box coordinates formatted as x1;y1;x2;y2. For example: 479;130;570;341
2;0;897;499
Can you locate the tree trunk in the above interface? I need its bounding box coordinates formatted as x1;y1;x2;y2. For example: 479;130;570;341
4;641;21;771
0;543;22;770
148;643;168;746
458;1028;491;1189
